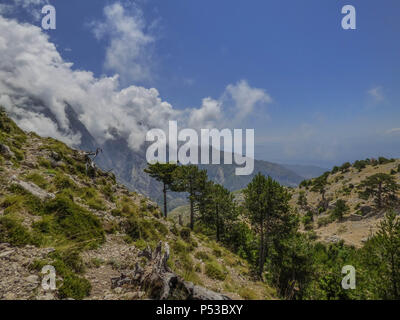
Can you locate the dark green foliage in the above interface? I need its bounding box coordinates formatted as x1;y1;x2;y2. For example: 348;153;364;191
58;275;92;300
243;173;294;278
353;160;365;171
197;182;238;243
171;165;208;230
340;162;351;173
302;211;314;230
297;190;307;207
331;166;339;174
311;173;329;204
378;157;394;165
364;212;400;299
0;216;41;246
180;227;191;241
269;233;315;299
358;173;399;209
144;162;179;218
332;199;349;221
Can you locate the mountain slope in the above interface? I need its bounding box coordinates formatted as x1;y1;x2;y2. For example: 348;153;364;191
0;109;275;300
291;158;400;247
20;106;304;210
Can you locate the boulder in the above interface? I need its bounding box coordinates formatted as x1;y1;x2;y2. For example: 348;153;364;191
0;143;14;159
10;176;55;200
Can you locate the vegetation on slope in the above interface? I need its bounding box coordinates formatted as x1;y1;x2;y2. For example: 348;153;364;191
0;108;275;300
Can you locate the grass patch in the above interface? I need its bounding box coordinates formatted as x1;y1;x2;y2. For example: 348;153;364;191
0;216;42;246
26;172;48;189
205;260;227;281
36;194;105;249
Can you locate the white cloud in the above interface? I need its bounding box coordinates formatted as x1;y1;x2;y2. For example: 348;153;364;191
225;80;272;123
188;97;222;129
90;2;155;85
187;80;272;130
0;15;272;153
0;15;177;149
368;86;384;102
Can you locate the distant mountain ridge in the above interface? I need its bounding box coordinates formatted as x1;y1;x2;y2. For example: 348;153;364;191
281;164;328;180
7;100;305;209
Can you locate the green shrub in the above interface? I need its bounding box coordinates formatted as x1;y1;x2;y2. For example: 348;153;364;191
125;217;164;241
195;251;210;261
111;208;122;217
205;261;227;281
212;248;222;258
53;174;77;191
317;215;334;228
332;199;349;220
153;220;168;237
0;216;41;246
86;198;107;211
58;274;91;300
38;157;52;169
238;287;258;300
180;227;191;241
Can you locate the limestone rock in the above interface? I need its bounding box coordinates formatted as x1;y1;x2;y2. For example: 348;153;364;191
10;176;55;200
0;143;14;159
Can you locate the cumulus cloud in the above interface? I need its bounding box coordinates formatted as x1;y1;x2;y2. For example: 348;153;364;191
188;98;222;129
224;80;272;123
187;80;272;130
0;15;178;149
89;2;155;84
0;15;270;153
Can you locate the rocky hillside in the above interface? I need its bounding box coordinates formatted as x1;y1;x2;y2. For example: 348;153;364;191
0;109;275;300
8;103;303;210
292;158;400;247
171;158;400;250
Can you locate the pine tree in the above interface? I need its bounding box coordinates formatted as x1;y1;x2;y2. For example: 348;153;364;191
198;182;237;242
359;173;399;209
171;165;207;230
144;162;179;218
372;211;400;299
243;173;292;278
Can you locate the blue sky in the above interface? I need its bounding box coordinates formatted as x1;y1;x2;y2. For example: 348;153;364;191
1;0;400;167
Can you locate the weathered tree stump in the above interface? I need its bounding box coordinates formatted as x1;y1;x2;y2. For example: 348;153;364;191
111;241;231;300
